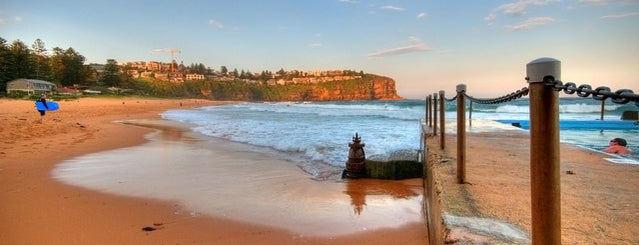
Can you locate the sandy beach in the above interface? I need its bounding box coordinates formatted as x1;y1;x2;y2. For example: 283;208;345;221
0;97;427;245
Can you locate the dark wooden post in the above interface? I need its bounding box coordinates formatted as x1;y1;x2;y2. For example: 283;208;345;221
425;96;429;124
468;101;473;127
433;93;438;136
527;57;561;245
600;100;605;121
427;95;432;128
439;90;446;149
456;84;466;184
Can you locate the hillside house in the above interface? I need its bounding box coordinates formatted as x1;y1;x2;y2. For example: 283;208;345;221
186;73;205;80
6;79;57;94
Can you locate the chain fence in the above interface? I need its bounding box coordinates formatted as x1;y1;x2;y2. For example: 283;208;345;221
441;80;637;107
544;77;639;106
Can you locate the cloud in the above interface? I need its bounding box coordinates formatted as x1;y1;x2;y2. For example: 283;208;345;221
367;41;431;58
338;0;360;3
499;1;529;16
485;0;560;24
484;13;497;23
578;0;611;5
308;43;322;48
0;15;22;25
601;11;639;19
507;17;556;31
207;19;224;29
502;0;559;16
417;12;427;19
380;5;405;11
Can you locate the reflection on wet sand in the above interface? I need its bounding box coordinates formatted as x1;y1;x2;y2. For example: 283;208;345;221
345;178;420;216
52;119;425;236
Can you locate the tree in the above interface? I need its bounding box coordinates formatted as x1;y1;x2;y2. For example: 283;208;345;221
220;66;228;75
0;37;12;91
99;59;121;87
50;47;86;86
196;63;206;74
31;39;47;80
277;68;286;77
8;39;31;80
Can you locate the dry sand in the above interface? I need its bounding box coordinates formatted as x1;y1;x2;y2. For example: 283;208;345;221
0;97;427;245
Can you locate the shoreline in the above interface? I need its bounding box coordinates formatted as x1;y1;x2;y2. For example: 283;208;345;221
0;97;427;244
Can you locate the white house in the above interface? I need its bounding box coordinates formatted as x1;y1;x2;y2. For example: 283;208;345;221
6;79;57;94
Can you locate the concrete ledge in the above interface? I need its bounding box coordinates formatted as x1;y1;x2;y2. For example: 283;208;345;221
364;160;423;180
423;138;531;244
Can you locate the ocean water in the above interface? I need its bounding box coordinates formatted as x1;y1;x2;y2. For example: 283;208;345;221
162;98;639;176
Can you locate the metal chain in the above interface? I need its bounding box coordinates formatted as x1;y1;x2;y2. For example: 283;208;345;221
443;95;457;102
438;79;637;107
544;77;639;106
462;87;530;104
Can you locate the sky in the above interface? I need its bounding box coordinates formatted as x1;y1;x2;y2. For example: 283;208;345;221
1;0;638;99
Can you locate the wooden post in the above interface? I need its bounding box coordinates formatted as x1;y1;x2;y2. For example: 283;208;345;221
427;95;432;127
527;57;561;245
456;84;466;184
439;90;446;149
600;100;605;121
468;101;473;127
433;93;438;136
425;96;429;124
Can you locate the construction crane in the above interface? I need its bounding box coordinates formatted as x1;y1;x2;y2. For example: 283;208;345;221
150;48;181;73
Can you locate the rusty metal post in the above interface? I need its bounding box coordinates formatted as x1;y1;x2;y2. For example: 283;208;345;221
433;93;438;136
456;84;466;184
344;133;366;178
527;57;561;245
439;90;446;149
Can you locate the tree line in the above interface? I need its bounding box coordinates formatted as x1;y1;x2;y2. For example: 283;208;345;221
0;37;90;92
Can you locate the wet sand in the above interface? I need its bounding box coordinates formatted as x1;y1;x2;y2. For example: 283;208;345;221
0;97;427;244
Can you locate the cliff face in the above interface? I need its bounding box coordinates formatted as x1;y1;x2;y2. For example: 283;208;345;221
277;76;404;101
191;74;404;101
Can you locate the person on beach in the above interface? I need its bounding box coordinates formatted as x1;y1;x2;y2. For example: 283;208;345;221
603;138;631;155
37;94;49;124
